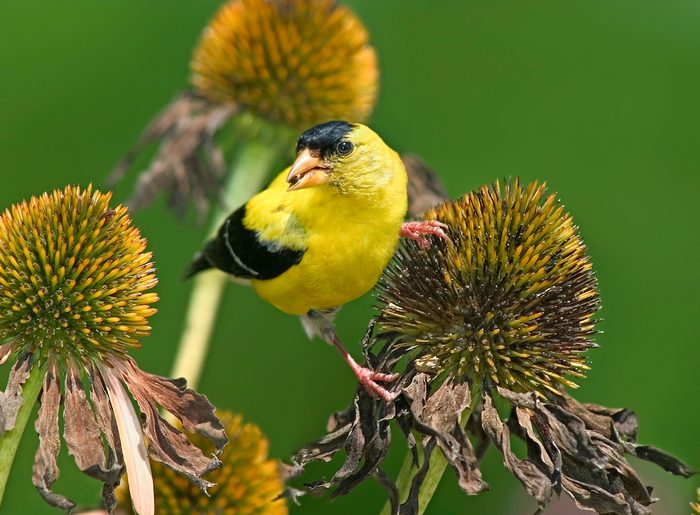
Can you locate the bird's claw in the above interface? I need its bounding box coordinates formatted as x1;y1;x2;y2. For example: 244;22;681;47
400;220;451;249
352;365;399;402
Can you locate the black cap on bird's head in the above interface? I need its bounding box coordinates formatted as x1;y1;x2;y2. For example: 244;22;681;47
287;121;357;191
295;121;354;158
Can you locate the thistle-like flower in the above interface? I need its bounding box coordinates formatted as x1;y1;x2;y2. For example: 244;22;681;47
0;186;226;513
108;0;378;219
116;410;287;514
291;180;693;514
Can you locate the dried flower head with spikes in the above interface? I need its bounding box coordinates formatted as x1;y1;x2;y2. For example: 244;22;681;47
290;180;693;515
377;179;599;396
108;0;379;219
0;186;226;514
117;410;287;515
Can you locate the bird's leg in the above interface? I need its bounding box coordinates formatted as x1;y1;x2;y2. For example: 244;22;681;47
306;310;399;402
400;220;450;249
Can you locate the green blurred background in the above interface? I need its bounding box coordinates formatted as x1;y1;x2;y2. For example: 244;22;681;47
1;1;698;513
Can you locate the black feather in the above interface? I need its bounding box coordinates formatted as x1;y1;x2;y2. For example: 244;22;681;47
296;121;354;158
185;204;304;280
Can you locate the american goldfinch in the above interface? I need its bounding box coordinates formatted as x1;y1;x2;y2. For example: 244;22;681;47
186;121;448;400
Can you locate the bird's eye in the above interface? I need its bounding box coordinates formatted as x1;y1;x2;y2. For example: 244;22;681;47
336;140;354;156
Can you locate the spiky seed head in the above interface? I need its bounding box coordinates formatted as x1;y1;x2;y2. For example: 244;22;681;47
376;180;599;396
191;0;378;129
0;185;158;361
117;411;287;514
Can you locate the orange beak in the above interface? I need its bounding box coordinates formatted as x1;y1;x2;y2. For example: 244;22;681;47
286;149;331;191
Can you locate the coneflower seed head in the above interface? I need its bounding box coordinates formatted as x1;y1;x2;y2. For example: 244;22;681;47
0;186;158;361
191;0;378;129
377;180;599;396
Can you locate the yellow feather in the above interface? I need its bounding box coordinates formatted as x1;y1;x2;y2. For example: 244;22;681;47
244;125;407;315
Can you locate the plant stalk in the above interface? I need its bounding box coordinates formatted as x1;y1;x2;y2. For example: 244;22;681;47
170;135;288;389
0;360;47;505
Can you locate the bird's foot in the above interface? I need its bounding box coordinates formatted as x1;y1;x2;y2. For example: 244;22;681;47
351;364;399;402
400;220;451;249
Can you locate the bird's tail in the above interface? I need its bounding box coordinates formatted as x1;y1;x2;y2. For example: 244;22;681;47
183;252;212;279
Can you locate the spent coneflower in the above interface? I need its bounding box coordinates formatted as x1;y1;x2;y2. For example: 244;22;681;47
378;179;598;396
117;410;287;514
0;186;226;514
108;0;378;220
291;180;693;515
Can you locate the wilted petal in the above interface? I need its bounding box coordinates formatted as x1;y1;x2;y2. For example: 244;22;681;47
481;391;553;510
32;362;73;510
624;443;695;477
0;354;32;434
120;357;226;453
88;364;123;464
116;359;219;492
107;93;236;221
64;364;120;483
101;365;154;515
402;154;449;217
419;379;487;495
561;475;636;515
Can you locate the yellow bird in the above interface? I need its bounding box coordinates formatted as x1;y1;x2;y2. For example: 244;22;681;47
186;121;448;400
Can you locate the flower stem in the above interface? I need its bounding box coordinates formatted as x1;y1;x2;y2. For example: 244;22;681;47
170;133;290;389
381;393;477;515
0;360;48;505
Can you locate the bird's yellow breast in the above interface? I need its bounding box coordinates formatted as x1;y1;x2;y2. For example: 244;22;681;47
247;166;407;315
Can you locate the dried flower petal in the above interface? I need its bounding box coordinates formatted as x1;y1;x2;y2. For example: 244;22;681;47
0;354;32;434
107;93;235;221
119;358;226;451
115;358;223;491
103;365;154;515
63;364;110;479
402;155;449;217
32;362;72;510
481;390;553;510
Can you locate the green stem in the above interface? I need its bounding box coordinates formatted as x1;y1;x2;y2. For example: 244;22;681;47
0;360;47;505
381;392;478;515
170;134;290;389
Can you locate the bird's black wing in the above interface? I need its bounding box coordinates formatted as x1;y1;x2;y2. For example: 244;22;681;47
185;204;305;280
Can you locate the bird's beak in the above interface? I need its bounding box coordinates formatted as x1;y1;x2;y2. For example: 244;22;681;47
286;149;331;191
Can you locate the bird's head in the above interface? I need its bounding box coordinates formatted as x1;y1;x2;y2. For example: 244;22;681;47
286;121;402;196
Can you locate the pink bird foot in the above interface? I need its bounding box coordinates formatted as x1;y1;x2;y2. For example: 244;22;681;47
349;362;399;402
400;220;450;249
